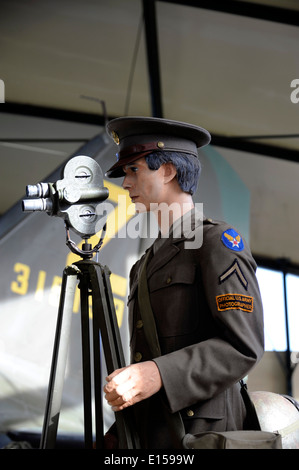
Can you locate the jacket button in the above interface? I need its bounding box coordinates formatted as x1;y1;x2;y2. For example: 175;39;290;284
166;277;172;284
136;320;143;329
134;352;142;362
186;409;194;417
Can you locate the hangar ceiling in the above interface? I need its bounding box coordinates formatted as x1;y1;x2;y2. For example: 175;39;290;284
1;0;299;264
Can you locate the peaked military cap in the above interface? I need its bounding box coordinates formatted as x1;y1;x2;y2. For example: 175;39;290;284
105;116;211;178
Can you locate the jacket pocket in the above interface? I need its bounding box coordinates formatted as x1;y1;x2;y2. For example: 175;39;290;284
148;263;196;293
148;264;198;338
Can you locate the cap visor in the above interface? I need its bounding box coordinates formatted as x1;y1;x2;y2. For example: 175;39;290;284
105;151;152;178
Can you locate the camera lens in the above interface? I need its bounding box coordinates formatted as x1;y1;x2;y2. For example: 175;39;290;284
22;198;53;212
26;183;49;198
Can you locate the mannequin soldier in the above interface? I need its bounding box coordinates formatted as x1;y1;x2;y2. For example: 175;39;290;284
103;116;264;449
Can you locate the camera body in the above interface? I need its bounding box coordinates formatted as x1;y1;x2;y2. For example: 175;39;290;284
22;155;109;238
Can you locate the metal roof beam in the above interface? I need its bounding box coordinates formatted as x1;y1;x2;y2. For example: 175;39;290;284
2;103;299;163
211;133;299;164
142;0;163;118
159;0;299;27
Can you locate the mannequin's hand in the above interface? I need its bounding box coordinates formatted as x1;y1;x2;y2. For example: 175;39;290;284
103;361;162;411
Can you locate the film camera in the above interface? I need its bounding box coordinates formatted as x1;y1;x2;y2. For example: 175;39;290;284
22;155;109;257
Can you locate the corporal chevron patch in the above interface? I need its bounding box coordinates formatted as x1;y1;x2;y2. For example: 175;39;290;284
219;258;248;290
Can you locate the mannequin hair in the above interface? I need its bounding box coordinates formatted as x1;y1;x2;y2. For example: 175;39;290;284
145;151;201;195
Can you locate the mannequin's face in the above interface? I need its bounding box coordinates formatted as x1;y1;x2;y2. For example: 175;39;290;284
122;157;174;213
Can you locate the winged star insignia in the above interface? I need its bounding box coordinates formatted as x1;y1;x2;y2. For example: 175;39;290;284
221;228;244;252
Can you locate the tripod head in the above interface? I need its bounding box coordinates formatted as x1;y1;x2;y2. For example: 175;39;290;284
22;155;109;258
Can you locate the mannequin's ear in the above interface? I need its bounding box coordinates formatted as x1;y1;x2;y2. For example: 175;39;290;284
163;162;177;184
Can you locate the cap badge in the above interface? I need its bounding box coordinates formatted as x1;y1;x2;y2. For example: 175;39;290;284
111;131;120;145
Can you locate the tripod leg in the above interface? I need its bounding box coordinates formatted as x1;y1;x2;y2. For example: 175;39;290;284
90;278;104;450
78;269;98;449
40;265;79;449
88;263;140;449
101;265;141;449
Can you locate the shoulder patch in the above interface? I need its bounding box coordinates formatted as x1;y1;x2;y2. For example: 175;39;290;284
216;294;254;313
221;228;244;252
219;258;248;290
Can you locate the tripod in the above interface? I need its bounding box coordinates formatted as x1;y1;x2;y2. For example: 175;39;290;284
39;237;140;449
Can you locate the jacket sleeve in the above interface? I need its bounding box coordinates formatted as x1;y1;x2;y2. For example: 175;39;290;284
153;221;264;413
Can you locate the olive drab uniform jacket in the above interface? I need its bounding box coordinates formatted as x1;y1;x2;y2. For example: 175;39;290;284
128;209;264;449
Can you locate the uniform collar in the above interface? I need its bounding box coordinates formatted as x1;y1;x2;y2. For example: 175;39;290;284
153;207;203;250
146;208;204;278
